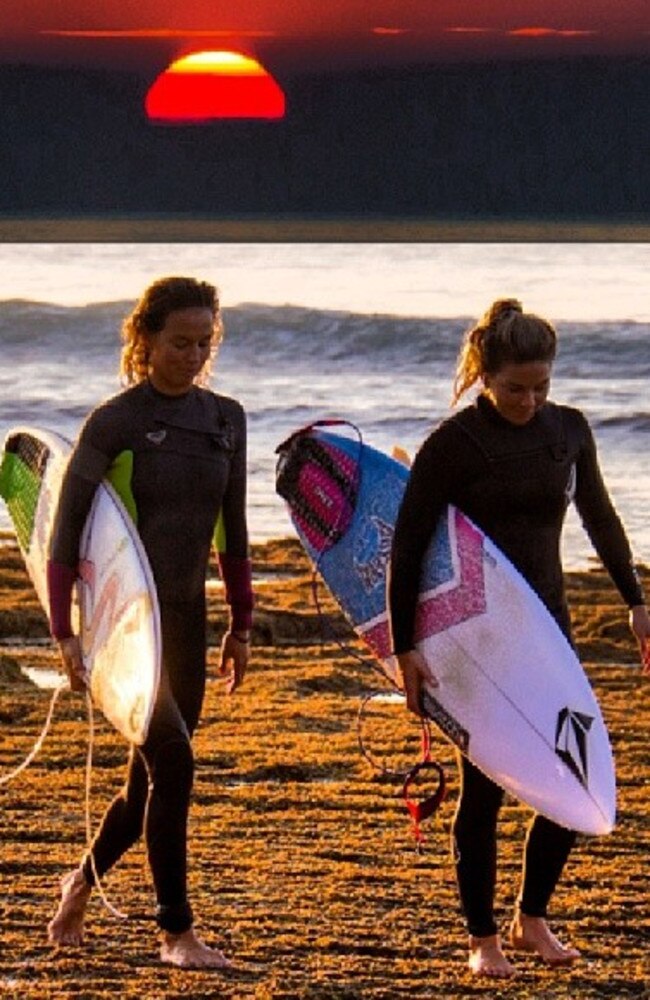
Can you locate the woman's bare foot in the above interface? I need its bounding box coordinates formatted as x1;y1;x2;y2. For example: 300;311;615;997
510;912;580;965
47;868;92;946
160;928;232;970
468;934;516;978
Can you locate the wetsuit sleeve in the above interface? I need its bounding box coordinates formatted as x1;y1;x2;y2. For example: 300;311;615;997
573;414;644;607
215;403;254;632
388;423;465;654
47;407;122;639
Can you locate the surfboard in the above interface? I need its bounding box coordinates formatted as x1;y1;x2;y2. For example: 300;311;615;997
0;426;161;745
276;424;617;836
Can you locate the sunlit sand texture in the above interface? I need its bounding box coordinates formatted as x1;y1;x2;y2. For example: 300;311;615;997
0;534;648;997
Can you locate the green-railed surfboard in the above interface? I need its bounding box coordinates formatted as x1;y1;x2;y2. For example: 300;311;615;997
0;426;160;744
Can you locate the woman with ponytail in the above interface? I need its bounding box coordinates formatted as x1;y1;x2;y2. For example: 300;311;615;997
46;276;254;969
388;299;650;978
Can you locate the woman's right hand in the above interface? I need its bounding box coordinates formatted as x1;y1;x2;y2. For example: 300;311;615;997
57;636;87;692
396;649;437;717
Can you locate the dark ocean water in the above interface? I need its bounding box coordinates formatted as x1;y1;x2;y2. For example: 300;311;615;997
1;298;648;568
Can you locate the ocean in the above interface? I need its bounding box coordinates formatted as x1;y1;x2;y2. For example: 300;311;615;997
0;242;648;570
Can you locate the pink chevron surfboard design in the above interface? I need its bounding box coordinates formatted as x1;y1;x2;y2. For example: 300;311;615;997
276;425;616;836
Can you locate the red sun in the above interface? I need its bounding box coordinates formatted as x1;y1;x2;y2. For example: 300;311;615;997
145;51;286;123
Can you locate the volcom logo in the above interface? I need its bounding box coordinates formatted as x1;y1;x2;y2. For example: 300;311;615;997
555;707;594;787
146;430;167;445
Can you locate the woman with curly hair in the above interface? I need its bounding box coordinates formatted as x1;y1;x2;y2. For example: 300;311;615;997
46;276;254;969
388;298;650;978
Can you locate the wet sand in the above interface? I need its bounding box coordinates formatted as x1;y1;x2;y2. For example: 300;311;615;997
3;216;650;243
0;536;648;999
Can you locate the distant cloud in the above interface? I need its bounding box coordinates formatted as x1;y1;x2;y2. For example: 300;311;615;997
371;27;412;36
508;27;598;38
445;27;495;35
445;26;597;40
40;29;277;39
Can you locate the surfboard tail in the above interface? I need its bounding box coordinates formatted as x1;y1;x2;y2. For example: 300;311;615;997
276;427;361;555
0;430;52;553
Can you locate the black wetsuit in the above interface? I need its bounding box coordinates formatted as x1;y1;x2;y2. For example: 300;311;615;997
48;380;253;934
388;395;643;938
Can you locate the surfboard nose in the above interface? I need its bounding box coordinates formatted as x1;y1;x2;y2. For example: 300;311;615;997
500;765;615;836
540;762;616;836
588;769;617;835
578;798;616;836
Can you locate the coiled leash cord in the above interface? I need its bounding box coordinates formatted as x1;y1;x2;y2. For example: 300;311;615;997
0;677;67;786
0;677;133;921
278;418;447;846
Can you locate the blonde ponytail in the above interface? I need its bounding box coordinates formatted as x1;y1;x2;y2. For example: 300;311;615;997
452;298;556;405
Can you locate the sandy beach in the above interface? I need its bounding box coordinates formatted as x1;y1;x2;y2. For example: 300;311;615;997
0;535;648;999
3;217;650;243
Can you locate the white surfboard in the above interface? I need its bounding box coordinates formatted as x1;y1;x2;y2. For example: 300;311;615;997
276;425;617;836
0;426;161;745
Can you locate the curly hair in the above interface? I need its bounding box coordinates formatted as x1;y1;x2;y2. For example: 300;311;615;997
452;298;557;404
120;276;224;386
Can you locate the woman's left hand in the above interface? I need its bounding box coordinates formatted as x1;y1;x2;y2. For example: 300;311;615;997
629;606;650;674
218;631;250;693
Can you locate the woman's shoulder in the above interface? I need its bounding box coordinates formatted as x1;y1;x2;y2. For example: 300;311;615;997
554;404;596;459
432;403;482;441
196;386;245;419
546;401;591;437
83;384;140;422
71;386;143;457
192;388;247;440
414;407;473;456
213;390;245;417
551;400;587;422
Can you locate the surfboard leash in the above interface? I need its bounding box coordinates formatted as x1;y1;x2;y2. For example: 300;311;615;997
0;677;68;786
401;727;448;852
309;560;450;846
279;418;450;848
279;419;449;849
0;675;132;921
356;691;447;850
0;677;146;926
83;691;130;922
85;697;178;927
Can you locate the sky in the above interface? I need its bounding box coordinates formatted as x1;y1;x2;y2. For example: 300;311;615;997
2;0;649;74
2;243;650;322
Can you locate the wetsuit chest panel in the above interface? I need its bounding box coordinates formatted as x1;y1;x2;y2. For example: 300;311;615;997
107;386;239;601
131;424;232;599
446;402;583;620
452;403;577;528
134;424;231;506
458;447;574;525
50;382;246;604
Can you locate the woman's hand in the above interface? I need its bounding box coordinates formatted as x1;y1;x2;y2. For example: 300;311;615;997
219;631;250;694
629;606;650;675
396;649;437;717
57;636;87;692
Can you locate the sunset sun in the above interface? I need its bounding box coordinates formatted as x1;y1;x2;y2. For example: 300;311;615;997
145;50;286;123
